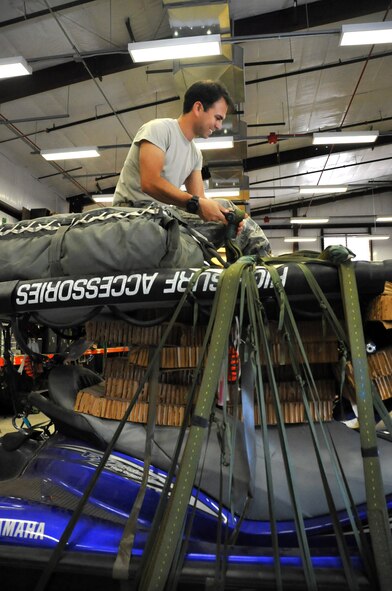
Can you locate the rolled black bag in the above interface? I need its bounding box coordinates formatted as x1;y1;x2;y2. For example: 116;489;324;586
0;206;205;281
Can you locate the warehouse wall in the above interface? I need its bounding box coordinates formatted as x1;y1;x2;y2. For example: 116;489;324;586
264;193;392;261
0;151;68;222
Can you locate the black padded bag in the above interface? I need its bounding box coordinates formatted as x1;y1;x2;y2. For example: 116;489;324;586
0;206;204;281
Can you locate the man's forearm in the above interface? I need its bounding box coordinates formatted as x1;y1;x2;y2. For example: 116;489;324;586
141;176;192;208
141;176;228;223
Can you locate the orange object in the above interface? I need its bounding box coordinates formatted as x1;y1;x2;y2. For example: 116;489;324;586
228;346;239;382
24;356;34;378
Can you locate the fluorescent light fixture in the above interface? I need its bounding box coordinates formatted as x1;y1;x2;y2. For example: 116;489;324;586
290;217;329;224
0;56;32;79
128;34;221;63
345;234;390;240
313;131;379;144
194;136;234;150
92;194;114;203
41;147;100;160
376;216;392;222
299;186;347;195
205;188;241;198
284;237;317;243
340;22;392;46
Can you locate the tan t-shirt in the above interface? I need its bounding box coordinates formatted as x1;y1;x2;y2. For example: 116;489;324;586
113;118;202;206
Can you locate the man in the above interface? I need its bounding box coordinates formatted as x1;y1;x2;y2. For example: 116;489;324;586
113;80;232;222
114;79;271;256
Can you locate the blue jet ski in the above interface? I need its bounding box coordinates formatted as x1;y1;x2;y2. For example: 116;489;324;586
0;258;391;591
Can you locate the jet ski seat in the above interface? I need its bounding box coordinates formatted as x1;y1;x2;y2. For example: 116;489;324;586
28;364;392;521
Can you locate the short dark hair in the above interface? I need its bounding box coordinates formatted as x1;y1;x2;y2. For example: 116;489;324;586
183;80;234;114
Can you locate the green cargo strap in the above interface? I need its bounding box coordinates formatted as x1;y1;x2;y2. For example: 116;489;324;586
48;220;70;277
339;260;392;591
112;348;160;580
371;383;392;435
242;268;283;589
224;208;246;264
138;257;256;591
266;260;379;578
33;267;207;591
266;262;367;588
255;262;318;589
134;274;222;587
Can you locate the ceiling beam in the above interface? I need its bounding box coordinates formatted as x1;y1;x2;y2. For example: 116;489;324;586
0;0;98;28
252;221;392;230
1;0;389;104
45;96;180;133
233;0;391;36
0;53;137;104
250;185;392;216
246;50;392;87
244;135;392;172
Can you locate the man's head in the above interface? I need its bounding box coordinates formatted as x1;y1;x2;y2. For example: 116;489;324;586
182;80;234;139
183;80;234;114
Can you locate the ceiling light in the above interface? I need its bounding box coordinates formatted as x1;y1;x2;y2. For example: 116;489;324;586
284;237;317;243
290;217;329;224
128;34;221;63
194;136;234;150
299;186;348;195
313;131;379;144
340;22;392;46
92;194;114;203
205;188;241;198
41;147;100;160
346;234;390;240
0;56;32;79
376;216;392;222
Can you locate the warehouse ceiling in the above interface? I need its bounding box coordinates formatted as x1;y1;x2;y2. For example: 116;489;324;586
0;0;392;225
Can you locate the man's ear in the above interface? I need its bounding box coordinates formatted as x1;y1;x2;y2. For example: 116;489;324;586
193;101;204;114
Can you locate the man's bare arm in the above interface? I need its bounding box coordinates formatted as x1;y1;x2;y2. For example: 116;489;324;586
184;170;228;223
139;141;228;223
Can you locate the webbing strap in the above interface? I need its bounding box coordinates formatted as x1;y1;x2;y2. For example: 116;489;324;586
265;260;376;584
112;349;159;580
33;267;207;591
339;261;392;591
138;257;255;591
166;416;215;590
372;384;392;435
243;270;283;589
241;342;256;499
265;265;361;589
249;264;317;589
48;222;70;277
135;277;220;587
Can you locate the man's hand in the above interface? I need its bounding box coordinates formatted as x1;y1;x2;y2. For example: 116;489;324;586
198;198;229;223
